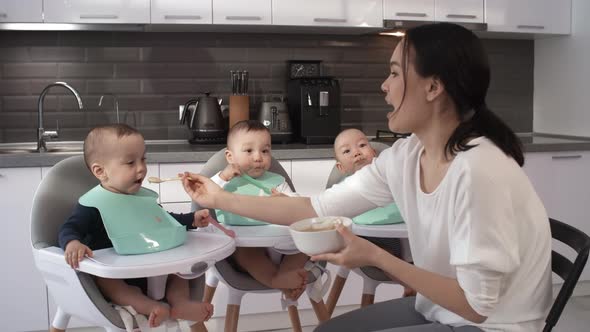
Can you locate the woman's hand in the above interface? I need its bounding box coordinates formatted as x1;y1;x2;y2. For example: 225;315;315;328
310;224;382;269
180;172;223;208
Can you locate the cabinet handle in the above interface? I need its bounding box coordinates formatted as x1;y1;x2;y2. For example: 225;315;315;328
79;14;119;20
314;18;348;23
517;25;545;30
164;15;202;20
0;13;7;19
552;155;582;160
395;12;427;18
446;14;477;19
225;16;262;21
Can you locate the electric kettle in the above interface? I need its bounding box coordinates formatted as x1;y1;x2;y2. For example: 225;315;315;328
180;92;227;144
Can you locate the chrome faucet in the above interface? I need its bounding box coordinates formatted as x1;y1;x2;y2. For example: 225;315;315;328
37;82;84;152
99;93;120;124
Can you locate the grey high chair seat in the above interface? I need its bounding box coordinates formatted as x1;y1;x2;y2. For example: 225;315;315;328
193;148;330;332
324;141;413;316
31;155;227;332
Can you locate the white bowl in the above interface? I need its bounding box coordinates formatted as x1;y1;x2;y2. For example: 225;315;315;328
289;216;352;256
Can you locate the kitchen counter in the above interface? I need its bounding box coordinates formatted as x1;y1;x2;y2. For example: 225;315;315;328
1;133;589;168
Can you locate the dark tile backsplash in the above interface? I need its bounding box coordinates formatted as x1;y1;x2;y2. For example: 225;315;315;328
0;31;533;142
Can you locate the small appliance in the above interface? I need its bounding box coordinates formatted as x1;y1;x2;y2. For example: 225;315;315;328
258;95;293;143
287;77;341;144
180;92;227;144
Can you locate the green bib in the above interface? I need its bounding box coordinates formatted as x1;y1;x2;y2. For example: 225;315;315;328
216;171;285;226
79;185;187;255
352;203;404;225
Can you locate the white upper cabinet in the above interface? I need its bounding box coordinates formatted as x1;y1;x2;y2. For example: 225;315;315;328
0;0;42;22
485;0;571;34
44;0;150;24
436;0;484;23
213;0;271;25
383;0;435;22
272;0;382;27
151;0;212;24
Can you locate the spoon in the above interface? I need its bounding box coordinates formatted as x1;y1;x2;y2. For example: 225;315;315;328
205;215;236;238
147;176;182;184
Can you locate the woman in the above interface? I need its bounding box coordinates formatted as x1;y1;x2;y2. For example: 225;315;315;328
182;23;552;332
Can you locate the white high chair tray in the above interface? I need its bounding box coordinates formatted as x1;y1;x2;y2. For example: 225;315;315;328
223;224;296;251
352;223;408;238
38;231;235;279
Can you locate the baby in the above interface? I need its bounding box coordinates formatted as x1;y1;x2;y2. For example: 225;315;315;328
334;128;415;297
211;120;308;299
58;124;213;328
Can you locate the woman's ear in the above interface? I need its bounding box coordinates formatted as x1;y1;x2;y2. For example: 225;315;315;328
425;76;445;102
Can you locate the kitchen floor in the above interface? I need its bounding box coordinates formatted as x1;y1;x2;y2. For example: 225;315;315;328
51;295;590;332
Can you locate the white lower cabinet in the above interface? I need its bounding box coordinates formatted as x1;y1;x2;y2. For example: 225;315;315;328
0;167;48;332
291;159;336;197
524;151;590;281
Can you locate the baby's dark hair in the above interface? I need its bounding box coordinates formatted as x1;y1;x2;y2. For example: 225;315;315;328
83;123;142;169
227;120;270;148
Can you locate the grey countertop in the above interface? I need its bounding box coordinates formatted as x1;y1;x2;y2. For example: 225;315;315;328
1;133;589;168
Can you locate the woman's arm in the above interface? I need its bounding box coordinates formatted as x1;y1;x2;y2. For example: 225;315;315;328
313;226;487;324
182;172;317;225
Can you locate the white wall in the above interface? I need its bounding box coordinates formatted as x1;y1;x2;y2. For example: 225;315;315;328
534;0;590;137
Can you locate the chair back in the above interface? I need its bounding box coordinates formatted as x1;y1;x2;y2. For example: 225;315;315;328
325;141;390;189
31;155;99;249
544;218;590;332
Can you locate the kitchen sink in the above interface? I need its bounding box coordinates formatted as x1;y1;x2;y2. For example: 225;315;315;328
0;141;84;154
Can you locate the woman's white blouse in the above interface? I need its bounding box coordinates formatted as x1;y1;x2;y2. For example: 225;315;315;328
311;135;552;332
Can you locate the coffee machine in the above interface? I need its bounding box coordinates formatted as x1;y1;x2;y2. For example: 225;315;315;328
287;77;341;144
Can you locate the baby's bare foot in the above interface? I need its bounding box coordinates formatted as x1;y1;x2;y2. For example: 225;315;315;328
272;268;307;290
171;302;214;322
148;303;170;328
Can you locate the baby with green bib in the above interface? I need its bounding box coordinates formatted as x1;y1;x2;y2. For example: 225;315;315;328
58;124;213;329
333;128;415;297
210;120;309;300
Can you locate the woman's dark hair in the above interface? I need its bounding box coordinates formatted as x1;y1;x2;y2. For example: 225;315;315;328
402;23;524;166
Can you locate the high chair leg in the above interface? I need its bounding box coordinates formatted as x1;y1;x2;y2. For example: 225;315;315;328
49;327;65;332
225;304;240;332
311;299;330;323
326;274;347;317
50;307;70;332
203;284;217;303
288;305;303;332
361;293;375;307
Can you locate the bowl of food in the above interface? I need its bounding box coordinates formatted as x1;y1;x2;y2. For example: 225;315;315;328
289;216;352;256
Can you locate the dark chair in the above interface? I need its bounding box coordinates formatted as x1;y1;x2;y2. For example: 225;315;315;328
544;218;590;332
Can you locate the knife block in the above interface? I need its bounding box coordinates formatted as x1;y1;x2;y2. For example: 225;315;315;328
229;95;250;129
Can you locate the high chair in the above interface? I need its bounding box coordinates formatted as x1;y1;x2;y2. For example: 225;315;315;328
324;141;413;316
194;148;331;332
30;155;235;332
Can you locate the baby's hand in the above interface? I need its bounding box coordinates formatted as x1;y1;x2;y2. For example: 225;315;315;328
219;164;241;182
270;188;287;197
193;209;211;228
64;240;93;269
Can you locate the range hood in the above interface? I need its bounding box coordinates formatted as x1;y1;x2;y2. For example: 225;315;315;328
381;19;487;34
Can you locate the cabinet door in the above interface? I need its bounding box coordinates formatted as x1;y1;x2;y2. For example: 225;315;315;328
436;0;483;23
291;159;336;197
524;151;590;281
383;0;434;22
44;0;150;24
0;0;42;22
485;0;571;34
151;0;212;24
213;0;271;25
159;163;205;203
0;167;48;332
272;0;382;27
